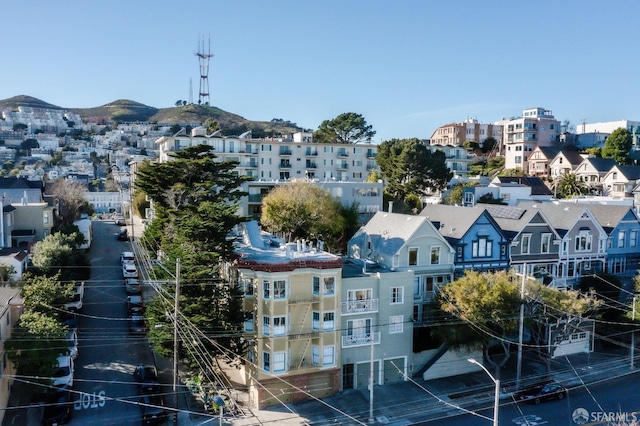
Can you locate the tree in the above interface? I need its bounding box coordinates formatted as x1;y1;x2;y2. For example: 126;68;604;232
21;138;39;151
313;112;376;144
556;172;587;198
48;179;93;229
481;137;497;153
136;145;251;364
30;232;89;281
602;128;632;165
175;100;184;107
376;138;452;202
204;118;220;135
13;123;28;131
261;181;345;248
584;147;601;158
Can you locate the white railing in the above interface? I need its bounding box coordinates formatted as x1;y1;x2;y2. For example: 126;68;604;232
341;299;379;315
342;332;381;348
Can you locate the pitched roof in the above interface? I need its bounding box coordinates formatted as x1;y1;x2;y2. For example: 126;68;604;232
350;211;431;255
516;201;593;237
616;165;640;180
484;205;541;239
581;157;617;172
579;203;639;234
557;150;585;166
491;176;553;196
0;177;44;190
530;146;560;160
419;204;485;240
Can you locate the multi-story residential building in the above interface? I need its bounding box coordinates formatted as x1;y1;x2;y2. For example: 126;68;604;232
426;144;475;180
499;107;561;171
429;118;502;147
156;128;379;182
576;120;640;150
0;287;22;425
229;221;343;408
0;177;44;204
527;146;559;178
339;260;414;390
11;202;55;248
601;165;640;198
419;204;509;278
548;150;586;179
83;191;122;214
573;157;617;191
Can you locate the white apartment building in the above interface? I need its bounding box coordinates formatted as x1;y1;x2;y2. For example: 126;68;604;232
576;120;640;150
498;107;561;171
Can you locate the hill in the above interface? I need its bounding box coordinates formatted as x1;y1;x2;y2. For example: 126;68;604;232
0;96;303;137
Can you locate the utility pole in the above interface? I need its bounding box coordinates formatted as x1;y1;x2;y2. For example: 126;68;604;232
369;330;375;424
516;263;527;391
173;258;181;424
631;295;636;369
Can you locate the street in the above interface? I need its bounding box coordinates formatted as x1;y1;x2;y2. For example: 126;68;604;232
61;219;166;425
422;373;640;426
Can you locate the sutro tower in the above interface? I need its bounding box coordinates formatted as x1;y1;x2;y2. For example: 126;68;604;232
195;35;214;105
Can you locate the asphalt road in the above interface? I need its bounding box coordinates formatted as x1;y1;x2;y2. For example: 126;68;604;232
422;372;640;426
64;219;166;425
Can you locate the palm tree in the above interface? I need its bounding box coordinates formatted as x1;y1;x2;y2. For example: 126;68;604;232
556;172;587;198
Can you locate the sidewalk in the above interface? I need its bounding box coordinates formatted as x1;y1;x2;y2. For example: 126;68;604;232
217;347;639;426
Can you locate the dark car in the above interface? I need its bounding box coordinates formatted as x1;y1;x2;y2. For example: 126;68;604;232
134;364;160;394
127;295;145;315
129;315;147;335
117;228;128;241
125;278;141;294
41;387;73;425
515;382;568;404
141;393;167;424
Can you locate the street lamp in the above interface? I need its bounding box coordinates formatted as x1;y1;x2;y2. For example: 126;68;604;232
468;358;499;426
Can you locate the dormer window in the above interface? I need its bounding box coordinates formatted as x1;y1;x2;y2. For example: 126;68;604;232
409;248;418;266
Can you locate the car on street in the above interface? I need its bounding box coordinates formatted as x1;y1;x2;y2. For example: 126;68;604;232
514;382;568;404
125;278;141;294
121;251;135;266
127;295;145;315
114;215;126;226
129;315;147;335
123;263;139;279
51;355;74;388
63;282;84;312
133;364;160;394
41;386;74;426
117;228;129;241
141;393;167;424
65;329;78;360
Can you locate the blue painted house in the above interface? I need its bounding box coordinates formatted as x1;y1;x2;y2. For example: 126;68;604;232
419;205;509;278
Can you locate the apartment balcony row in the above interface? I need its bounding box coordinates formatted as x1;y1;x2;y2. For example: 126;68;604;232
341;298;379;315
341;332;381;348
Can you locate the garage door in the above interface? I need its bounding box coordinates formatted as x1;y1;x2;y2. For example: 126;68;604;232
384;358;405;384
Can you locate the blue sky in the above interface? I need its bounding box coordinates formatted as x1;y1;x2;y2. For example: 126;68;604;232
2;1;639;142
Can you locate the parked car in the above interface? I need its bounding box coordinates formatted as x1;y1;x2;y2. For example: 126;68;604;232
60;311;78;329
65;329;78;360
117;228;129;241
141;393;167;424
125;278;141;294
41;386;73;426
51;355;74;388
133;364;160;394
129;315;147;335
114;215;126;226
64;282;84;312
515;382;567;404
127;295;145;315
123;263;139;279
121;251;135;265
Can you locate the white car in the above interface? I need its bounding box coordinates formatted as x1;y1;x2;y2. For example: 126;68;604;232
51;355;74;388
121;251;135;266
65;329;78;359
122;263;138;279
64;282;84;312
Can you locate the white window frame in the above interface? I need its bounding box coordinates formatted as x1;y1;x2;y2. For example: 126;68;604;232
263;279;270;299
323;312;335;330
263;352;270;371
273;352;286;373
273;280;286;299
312;311;320;330
389;315;403;334
312;345;320;366
390;287;404;304
323;277;335;296
618;230;626;248
312;276;320;295
323;346;335;366
521;234;531;254
273;316;286;336
262;316;270;336
430;246;440;265
541;233;552;254
408;247;418;266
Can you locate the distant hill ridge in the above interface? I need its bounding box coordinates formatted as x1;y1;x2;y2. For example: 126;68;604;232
0;95;303;137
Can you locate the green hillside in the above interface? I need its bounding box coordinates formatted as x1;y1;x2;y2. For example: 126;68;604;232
0;96;303;137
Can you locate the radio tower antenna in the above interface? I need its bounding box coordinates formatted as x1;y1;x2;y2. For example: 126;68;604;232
195;35;213;106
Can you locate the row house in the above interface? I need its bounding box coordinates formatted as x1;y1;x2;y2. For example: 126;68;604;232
419;204;509;278
573;158;616;191
527;146;559;178
346;212;480;382
601;165;640;198
548;150;587;179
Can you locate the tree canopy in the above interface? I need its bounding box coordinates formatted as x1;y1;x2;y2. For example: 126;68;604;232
555;172;587;199
260;181;357;251
602;128;632;165
313;112;376;144
136;144;251;365
376;138;452;202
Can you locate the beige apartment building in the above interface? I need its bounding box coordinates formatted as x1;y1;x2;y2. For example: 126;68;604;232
228;222;343;408
429;118;502;147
